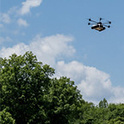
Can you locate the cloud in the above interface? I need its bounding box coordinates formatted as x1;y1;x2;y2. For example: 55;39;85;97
0;43;29;57
17;18;28;27
20;0;43;15
0;0;43;28
0;13;11;24
55;61;114;103
110;87;124;103
0;34;75;66
55;60;124;104
0;34;124;104
30;34;75;63
0;8;28;29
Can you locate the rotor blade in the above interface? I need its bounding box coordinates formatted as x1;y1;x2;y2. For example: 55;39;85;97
99;18;102;21
108;25;110;28
108;21;111;24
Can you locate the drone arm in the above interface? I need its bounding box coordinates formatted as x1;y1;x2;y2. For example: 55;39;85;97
88;22;97;25
103;24;110;28
89;19;98;23
103;22;111;25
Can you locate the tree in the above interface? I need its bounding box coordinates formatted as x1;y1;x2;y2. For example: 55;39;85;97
0;109;15;124
3;51;124;124
46;77;84;124
0;52;54;124
0;51;84;124
99;98;108;108
108;104;124;124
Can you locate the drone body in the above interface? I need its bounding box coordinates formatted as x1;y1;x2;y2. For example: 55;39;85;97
88;18;111;32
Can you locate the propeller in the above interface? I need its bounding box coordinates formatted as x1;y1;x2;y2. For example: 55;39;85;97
108;25;110;28
99;18;103;21
108;21;111;24
88;22;91;25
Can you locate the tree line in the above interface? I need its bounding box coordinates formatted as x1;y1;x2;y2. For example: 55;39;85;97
0;52;124;124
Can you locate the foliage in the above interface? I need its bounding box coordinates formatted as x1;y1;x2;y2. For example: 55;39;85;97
0;52;54;124
99;98;108;108
46;77;84;124
0;51;124;124
0;52;83;124
0;109;15;124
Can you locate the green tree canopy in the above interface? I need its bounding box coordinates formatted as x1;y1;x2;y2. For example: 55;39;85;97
0;52;54;124
0;51;84;124
0;51;124;124
0;109;15;124
99;98;108;108
46;77;84;124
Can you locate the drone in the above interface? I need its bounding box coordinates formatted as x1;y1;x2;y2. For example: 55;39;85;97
88;18;111;32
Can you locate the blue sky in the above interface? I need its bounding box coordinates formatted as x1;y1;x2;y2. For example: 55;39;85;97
0;0;124;104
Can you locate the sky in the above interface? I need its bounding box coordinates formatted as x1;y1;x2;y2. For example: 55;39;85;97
0;0;124;104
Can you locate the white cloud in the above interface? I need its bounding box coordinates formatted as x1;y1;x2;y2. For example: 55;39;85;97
20;0;43;15
0;43;29;57
0;34;75;66
110;87;124;103
55;61;114;103
0;13;11;24
0;34;124;104
30;34;75;66
56;61;86;83
55;60;124;104
17;18;28;27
